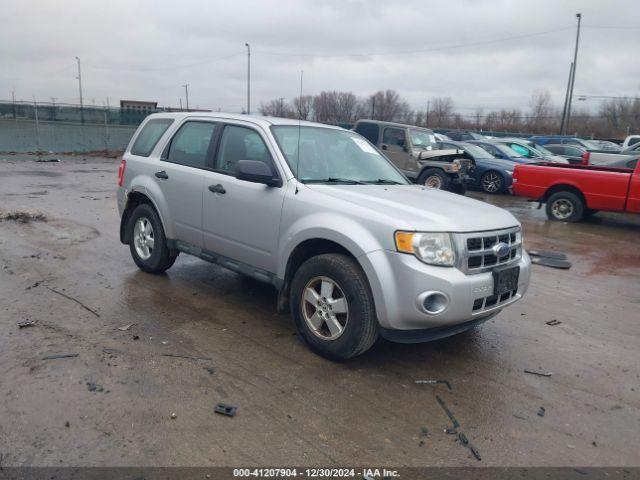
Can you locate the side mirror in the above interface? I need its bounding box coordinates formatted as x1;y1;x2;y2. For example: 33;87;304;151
235;160;282;187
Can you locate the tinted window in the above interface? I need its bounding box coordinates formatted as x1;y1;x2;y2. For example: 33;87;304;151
130;118;173;157
629;137;640;147
564;146;583;156
544;145;563;154
627;159;638;169
166;121;217;168
477;143;500;157
355;122;379;144
382;127;406;147
216;125;272;174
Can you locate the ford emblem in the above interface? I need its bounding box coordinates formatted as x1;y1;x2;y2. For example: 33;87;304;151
493;242;510;258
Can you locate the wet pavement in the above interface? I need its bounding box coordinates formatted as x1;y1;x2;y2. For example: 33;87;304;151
0;155;638;467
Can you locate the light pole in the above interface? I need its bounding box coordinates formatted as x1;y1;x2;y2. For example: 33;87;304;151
75;56;84;124
563;13;582;134
245;43;251;114
182;84;190;110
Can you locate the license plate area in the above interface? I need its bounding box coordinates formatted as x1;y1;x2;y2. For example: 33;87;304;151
493;266;520;296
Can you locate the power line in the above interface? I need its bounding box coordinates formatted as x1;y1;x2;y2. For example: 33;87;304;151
85;52;244;72
253;26;576;58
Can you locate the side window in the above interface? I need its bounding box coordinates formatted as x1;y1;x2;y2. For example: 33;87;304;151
565;147;582;156
480;144;499;156
130;118;174;157
215;125;273;174
382;127;406;147
355;122;379;145
166;121;217;169
509;143;529;156
627;159;638;169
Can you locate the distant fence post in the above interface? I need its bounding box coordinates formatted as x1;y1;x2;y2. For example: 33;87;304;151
33;97;41;155
103;106;110;152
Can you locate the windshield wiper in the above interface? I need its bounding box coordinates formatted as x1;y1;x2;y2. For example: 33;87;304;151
365;179;404;185
302;177;366;185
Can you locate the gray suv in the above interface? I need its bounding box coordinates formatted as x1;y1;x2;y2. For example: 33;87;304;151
117;113;531;360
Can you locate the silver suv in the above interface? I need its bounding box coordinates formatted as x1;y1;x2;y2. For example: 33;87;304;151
117;113;531;360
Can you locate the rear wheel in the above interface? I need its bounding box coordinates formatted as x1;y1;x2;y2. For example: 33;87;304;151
545;191;584;222
418;168;451;191
480;170;505;193
127;203;178;273
290;254;378;361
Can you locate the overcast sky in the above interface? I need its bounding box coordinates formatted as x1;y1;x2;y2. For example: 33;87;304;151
1;0;639;114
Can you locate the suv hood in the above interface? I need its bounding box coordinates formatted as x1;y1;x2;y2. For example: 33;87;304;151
305;184;518;232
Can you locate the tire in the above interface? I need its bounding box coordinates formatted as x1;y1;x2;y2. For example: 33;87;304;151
480;170;505;194
418;168;451;191
545;191;584;222
127;203;178;273
290;253;378;361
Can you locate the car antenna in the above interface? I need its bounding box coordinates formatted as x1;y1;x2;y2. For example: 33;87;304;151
295;69;303;194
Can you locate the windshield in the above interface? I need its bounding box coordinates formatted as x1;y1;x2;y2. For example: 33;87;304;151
409;129;438;149
529;142;555;156
271;126;408;185
496;144;524;158
458;143;494;159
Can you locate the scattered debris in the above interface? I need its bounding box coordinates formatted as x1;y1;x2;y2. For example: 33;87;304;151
26;281;42;290
530;256;572;269
162;353;212;361
524;369;553;377
0;210;47;223
42;353;79;360
592;441;597;447
86;382;104;393
117;323;135;331
419;427;429;438
469;445;482;461
204;367;216;375
546;319;562;326
513;414;528;421
537;407;546;417
44;285;100;317
528;250;567;260
35;158;60;163
415;379;452;390
567;444;575;449
132;335;140;341
17;319;38;329
435;395;460;429
170;412;177;419
444;428;457;435
214;403;237;417
65;421;70;428
457;432;481;460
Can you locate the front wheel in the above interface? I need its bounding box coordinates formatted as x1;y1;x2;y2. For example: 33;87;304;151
545;191;584;222
290;254;378;360
418;168;451;191
480;170;505;194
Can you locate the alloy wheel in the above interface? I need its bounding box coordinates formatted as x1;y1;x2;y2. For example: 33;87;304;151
133;217;155;260
301;276;349;340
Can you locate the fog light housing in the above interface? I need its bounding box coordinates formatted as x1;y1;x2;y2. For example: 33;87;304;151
417;291;449;315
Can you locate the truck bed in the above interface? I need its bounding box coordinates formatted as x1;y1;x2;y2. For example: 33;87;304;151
512;162;639;213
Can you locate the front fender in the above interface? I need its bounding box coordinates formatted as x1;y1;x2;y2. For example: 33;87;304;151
277;212;386;279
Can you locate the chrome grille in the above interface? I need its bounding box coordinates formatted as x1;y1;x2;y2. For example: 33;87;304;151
454;226;522;274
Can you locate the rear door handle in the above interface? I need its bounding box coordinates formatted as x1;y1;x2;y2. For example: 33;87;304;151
381;144;388;150
155;170;169;179
208;184;226;194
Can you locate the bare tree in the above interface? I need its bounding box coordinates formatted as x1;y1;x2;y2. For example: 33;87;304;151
429;97;454;128
368;90;412;122
293;95;314;120
259;98;295;118
528;90;555;132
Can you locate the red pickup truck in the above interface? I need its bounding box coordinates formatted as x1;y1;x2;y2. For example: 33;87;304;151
512;161;640;222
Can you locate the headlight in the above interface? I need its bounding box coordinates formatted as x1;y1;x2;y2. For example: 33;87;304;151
395;231;455;266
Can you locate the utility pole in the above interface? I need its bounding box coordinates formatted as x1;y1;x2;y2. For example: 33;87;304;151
179;98;183;111
182;84;190;110
75;56;84;124
559;62;574;134
245;43;251;115
564;13;582;135
426;100;430;127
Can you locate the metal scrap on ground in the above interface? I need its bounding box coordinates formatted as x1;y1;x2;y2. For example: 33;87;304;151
42;353;79;360
162;353;212;361
214;403;237;417
524;369;553;377
415;379;452;390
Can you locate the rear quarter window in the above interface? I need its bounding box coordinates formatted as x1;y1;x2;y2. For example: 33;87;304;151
354;122;380;145
130;118;174;157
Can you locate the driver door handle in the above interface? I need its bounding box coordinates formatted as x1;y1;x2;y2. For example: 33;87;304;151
155;170;169;179
381;144;388;150
208;184;226;194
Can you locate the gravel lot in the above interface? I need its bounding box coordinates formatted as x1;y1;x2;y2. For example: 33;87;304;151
0;154;638;467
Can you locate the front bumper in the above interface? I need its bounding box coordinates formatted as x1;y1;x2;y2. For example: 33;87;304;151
359;249;531;332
